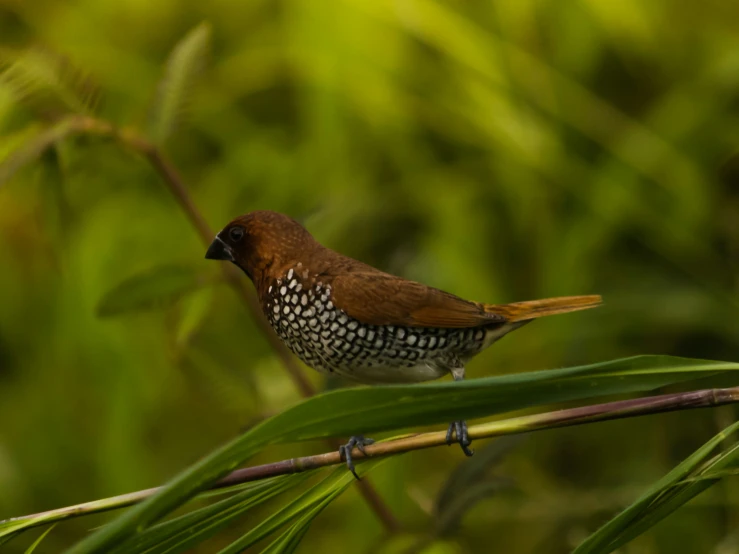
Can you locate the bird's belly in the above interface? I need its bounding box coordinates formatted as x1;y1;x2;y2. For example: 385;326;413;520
263;280;491;384
337;361;449;384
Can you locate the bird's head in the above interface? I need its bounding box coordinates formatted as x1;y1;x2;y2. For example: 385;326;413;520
205;210;319;283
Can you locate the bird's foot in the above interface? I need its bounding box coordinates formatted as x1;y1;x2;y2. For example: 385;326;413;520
446;420;474;457
339;435;375;480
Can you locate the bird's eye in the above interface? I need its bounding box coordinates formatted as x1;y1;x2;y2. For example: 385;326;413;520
229;227;244;242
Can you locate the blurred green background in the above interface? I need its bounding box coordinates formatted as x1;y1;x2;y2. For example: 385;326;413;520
1;0;739;552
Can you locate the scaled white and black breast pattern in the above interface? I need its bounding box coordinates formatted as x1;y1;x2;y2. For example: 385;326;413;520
263;267;498;383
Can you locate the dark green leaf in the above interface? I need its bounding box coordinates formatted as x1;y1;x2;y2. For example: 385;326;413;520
436;478;513;536
574;420;739;554
251;356;738;444
24;524;58;554
96;264;211;317
218;463;381;554
0;531;21;547
257;496;335;554
435;436;522;516
435;438;521;535
115;475;308;554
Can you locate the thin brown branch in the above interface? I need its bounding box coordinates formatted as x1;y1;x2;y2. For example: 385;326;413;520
0;114;395;530
111;121;407;531
5;386;739;536
93;117;397;527
113;124;317;398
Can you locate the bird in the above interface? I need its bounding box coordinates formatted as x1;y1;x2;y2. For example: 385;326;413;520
205;210;601;477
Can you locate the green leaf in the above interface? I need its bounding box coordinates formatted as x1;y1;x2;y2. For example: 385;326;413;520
0;118;78;187
435;438;520;535
219;462;382;554
245;356;738;444
436;478;512;537
148;22;211;145
24;524;58;554
175;287;214;347
257;496;334;554
573;420;739;554
0;531;21;547
0;48;98;115
67;355;739;554
113;475;308;554
435;436;521;515
96;264;212;317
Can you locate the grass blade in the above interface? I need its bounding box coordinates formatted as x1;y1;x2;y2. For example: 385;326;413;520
148;23;210;145
115;475;308;554
218;462;382;554
435;436;521;513
435;438;520;535
574;421;739;553
24;524;58;554
0;48;99;116
0;118;78;187
257;496;336;554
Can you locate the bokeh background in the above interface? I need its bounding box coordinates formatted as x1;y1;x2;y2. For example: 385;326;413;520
2;0;739;552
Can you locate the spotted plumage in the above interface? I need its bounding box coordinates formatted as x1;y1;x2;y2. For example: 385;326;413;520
262;272;508;383
205;210;602;475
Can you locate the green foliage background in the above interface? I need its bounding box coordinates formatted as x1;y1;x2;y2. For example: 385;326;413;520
1;0;739;552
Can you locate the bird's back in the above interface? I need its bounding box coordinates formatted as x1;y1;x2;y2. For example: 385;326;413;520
261;258;506;383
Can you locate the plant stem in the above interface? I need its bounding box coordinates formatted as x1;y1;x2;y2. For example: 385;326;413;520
5;386;738;535
0;114;397;531
66;116;397;529
114;124;317;398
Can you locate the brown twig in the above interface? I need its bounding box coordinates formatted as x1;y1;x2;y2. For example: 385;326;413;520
5;385;739;534
0;114;396;530
81;116;395;528
114;125;317;397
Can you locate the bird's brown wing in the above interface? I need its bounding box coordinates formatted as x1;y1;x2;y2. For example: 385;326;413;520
330;272;504;328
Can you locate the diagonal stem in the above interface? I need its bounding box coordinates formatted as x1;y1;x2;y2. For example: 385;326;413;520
77;116;397;530
0;114;397;531
115;125;317;397
5;386;738;536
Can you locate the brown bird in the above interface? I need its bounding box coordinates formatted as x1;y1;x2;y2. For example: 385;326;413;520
205;210;601;476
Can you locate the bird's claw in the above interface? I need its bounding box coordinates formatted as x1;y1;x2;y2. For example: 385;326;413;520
446;420;474;457
339;435;375;480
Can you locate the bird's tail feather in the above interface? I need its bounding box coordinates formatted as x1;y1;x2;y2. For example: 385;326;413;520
483;295;602;322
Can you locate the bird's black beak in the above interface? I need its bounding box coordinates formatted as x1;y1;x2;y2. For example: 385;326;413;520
205;236;235;262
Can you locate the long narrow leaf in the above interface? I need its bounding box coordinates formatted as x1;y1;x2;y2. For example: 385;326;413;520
115;475;309;554
0;532;21;547
574;421;739;553
24;524;57;554
96;264;213;317
67;355;739;554
600;441;739;552
0;48;99;115
258;494;337;554
435;436;521;514
250;356;737;444
218;462;382;554
0;118;78;186
148;23;210;145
